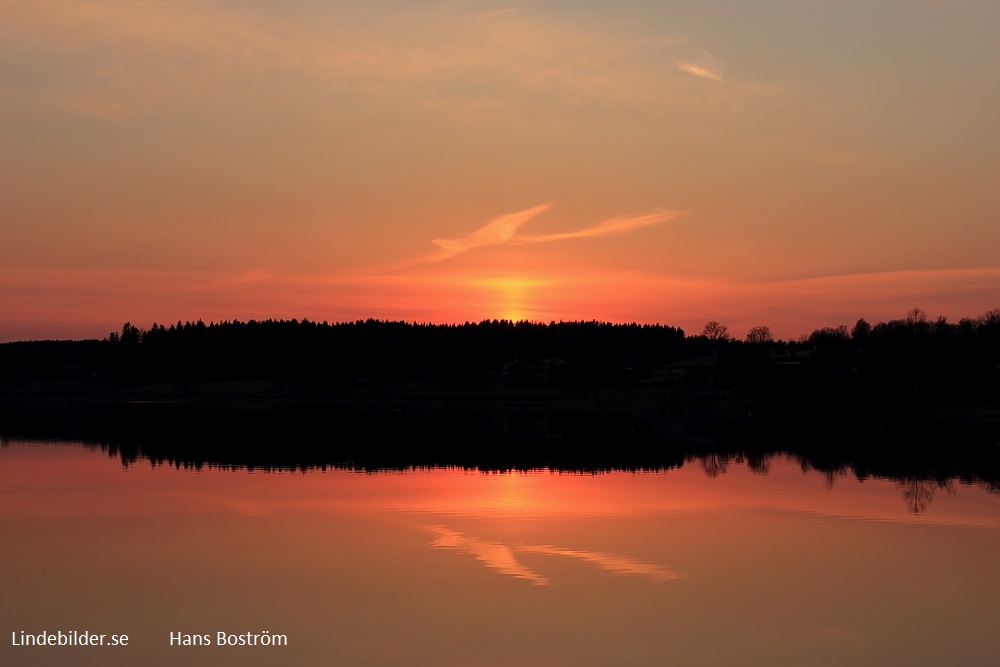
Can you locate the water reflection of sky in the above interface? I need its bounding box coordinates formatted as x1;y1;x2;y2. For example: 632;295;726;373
3;441;1000;666
429;525;684;586
3;443;998;527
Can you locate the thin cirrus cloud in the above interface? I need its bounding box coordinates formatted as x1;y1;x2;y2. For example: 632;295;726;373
429;203;554;261
677;62;723;81
677;49;724;82
390;204;684;268
0;2;718;121
516;210;685;244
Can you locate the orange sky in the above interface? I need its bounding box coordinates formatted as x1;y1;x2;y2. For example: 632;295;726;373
2;1;998;341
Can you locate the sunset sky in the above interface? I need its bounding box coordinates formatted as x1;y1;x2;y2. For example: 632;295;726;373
2;0;998;342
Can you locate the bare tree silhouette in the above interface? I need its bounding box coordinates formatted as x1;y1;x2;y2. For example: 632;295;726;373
745;326;773;344
702;321;730;340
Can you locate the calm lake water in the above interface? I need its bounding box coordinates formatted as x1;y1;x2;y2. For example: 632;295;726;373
2;439;999;666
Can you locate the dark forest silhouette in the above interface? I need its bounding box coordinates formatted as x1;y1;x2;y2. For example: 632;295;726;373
1;309;998;409
1;309;998;482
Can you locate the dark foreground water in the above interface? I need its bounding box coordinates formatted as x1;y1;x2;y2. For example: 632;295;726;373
2;439;999;666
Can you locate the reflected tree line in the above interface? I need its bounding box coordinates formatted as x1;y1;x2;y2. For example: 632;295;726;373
1;309;999;511
0;398;997;513
699;451;965;513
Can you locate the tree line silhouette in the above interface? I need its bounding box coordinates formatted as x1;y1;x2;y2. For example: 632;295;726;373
2;309;998;479
0;309;998;411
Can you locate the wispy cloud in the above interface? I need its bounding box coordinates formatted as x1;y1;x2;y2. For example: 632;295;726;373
677;62;723;81
677;49;724;82
516;210;685;244
387;205;684;269
429;204;553;261
0;2;727;120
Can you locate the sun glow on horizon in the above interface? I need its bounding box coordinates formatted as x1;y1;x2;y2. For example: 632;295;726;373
483;276;548;324
1;2;998;341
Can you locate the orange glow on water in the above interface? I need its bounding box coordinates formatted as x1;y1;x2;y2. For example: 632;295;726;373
4;443;1000;665
5;444;998;529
